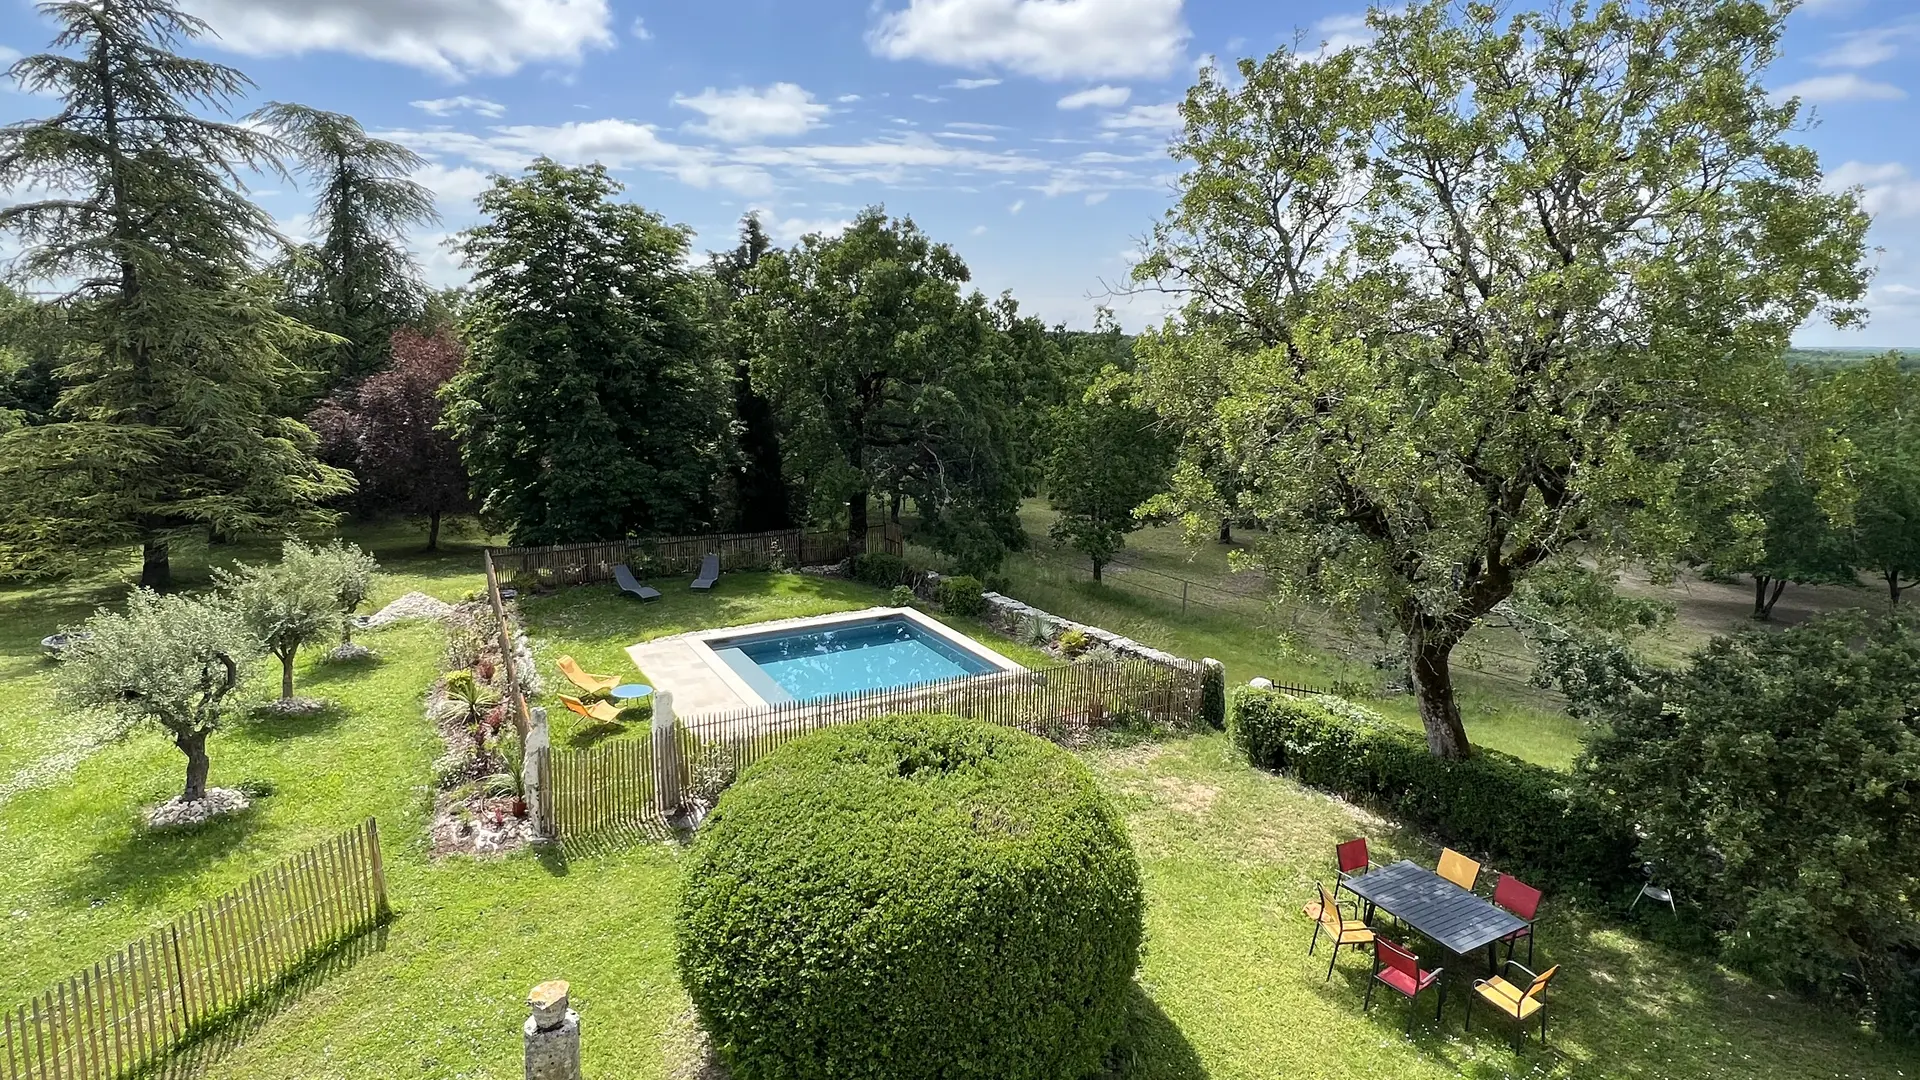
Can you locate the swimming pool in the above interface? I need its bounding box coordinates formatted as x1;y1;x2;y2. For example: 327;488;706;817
704;612;1014;704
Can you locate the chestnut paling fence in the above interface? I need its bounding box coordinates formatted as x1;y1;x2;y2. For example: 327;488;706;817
487;523;904;589
2;819;390;1080
537;657;1207;841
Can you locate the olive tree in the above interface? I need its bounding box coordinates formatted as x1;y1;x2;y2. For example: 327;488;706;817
216;544;342;700
300;539;380;643
1132;0;1870;757
56;589;257;801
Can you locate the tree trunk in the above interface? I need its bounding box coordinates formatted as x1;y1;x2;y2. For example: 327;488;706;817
427;508;442;552
1753;575;1787;620
1407;629;1472;760
1218;518;1232;544
280;651;296;700
141;537;171;590
849;488;870;554
1092;557;1104;582
1890;571;1906;608
176;726;211;801
890;491;904;525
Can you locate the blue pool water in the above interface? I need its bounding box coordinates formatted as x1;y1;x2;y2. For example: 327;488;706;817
709;615;1005;703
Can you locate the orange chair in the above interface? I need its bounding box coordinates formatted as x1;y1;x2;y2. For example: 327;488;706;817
1307;882;1376;982
1439;847;1482;892
559;694;624;725
1467;960;1559;1044
557;656;619;696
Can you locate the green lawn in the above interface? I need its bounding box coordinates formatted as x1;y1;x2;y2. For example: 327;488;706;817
1;532;1908;1079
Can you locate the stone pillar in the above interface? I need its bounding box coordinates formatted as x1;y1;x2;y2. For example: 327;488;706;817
524;706;550;837
652;691;682;814
524;980;580;1080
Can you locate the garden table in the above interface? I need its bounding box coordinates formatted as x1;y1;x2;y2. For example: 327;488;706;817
609;683;655;704
1341;860;1528;975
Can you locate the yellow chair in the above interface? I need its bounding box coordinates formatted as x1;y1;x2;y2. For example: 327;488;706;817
557;655;619;696
1466;960;1559;1044
559;694;625;725
1439;847;1482;892
1307;881;1376;982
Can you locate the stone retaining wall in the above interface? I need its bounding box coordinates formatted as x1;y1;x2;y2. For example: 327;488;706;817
911;570;1198;672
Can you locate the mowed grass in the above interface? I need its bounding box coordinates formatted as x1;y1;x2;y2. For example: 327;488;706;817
1;530;1908;1079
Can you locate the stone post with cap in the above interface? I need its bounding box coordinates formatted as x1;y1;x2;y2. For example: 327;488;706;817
524;980;580;1080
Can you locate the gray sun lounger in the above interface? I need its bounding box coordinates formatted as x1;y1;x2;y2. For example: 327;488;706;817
613;563;661;602
691;553;720;591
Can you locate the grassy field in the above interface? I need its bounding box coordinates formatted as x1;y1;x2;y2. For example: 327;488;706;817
1;525;1908;1079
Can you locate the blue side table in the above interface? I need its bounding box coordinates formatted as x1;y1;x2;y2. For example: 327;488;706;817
609;683;655;704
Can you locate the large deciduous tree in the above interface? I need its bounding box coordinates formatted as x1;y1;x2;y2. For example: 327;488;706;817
1046;369;1173;581
309;328;472;549
1832;357;1920;606
1132;0;1869;757
263;104;437;395
443;160;732;545
745;208;1028;571
0;0;352;588
57;589;257;801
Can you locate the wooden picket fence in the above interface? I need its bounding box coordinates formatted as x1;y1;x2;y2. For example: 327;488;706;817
538;657;1205;840
2;819;390;1080
487;523;904;588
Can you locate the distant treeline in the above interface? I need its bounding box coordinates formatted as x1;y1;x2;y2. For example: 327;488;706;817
1786;348;1920;372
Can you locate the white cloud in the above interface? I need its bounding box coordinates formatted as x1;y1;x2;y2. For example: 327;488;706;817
868;0;1190;81
1084;191;1109;205
1774;73;1907;103
411;95;506;118
936;131;998;142
947;121;1008;131
1101;102;1182;131
1814;20;1919;68
947;77;1002;89
751;210;854;245
412;163;494;207
1058;85;1131;110
0;46;20;64
730;133;1050;185
179;0;615;79
838;94;863;103
1008;198;1025;214
1827;160;1920;218
382;119;776;196
971;224;988;235
630;17;652;40
673;83;830;142
1799;0;1863;14
1312;12;1373;54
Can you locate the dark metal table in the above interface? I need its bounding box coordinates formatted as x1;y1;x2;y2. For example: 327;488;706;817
1341;860;1528;973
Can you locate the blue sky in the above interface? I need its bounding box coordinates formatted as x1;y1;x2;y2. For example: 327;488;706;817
0;0;1917;342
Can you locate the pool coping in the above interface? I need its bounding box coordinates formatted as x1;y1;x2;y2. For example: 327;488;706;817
625;606;1026;717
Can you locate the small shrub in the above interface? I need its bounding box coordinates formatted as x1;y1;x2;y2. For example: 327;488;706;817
888;584;916;607
236;777;277;799
1199;660;1226;730
1228;688;1636;898
1018;612;1052;648
678;715;1143;1080
1058;628;1092;657
934;574;986;617
686;742;739;807
851;552;908;588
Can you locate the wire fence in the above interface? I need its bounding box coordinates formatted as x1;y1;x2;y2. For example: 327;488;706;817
1012;544;1565;701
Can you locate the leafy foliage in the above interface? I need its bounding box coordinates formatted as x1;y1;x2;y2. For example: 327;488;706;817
1830;358;1920;606
437;670;501;758
1132;0;1869;757
677;715;1144;1080
849;551;908;588
262;103;435;394
55;588;258;799
296;539;380;643
214;544;343;700
1045;368;1173;580
743;208;1031;572
1577;612;1920;1033
309;328;472;549
0;0;351;587
934;574;986;617
443;160;731;545
1229;688;1637;897
705;212;792;530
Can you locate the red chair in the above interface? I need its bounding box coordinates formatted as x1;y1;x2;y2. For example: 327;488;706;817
1364;938;1445;1033
1493;873;1543;965
1334;838;1378;900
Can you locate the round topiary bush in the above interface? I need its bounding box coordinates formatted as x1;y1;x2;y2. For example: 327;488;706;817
676;714;1144;1080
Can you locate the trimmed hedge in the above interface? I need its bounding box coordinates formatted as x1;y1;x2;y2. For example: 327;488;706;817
1199;660;1226;730
1229;688;1636;897
677;715;1145;1080
934;574;986;617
